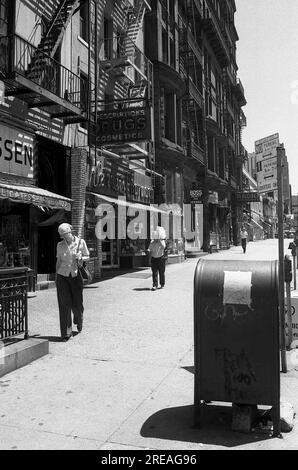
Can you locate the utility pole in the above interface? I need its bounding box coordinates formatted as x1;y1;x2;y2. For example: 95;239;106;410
277;146;287;372
294;251;297;290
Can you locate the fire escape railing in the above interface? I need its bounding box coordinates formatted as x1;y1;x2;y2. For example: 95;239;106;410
101;35;153;100
0;34;87;113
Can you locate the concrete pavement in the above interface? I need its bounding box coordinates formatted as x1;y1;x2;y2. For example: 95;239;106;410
0;239;297;450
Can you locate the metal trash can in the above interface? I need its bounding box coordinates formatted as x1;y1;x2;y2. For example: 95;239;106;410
0;267;30;340
194;259;280;435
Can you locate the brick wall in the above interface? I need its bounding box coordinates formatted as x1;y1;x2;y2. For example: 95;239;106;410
71;148;88;238
71;147;102;280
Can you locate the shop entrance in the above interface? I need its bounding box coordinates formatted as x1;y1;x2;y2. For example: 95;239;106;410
36;136;70;275
102;240;120;268
38;225;59;274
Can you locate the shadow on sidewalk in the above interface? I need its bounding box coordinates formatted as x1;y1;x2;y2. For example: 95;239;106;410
30;334;65;343
133;288;152;292
140;404;272;447
101;267;150;281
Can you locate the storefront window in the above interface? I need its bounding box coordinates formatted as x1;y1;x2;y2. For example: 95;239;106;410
0;201;30;267
167;238;184;256
120;239;147;255
120;213;149;256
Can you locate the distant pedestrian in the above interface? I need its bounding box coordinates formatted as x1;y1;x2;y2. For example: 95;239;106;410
240;227;248;253
56;223;89;341
148;226;166;291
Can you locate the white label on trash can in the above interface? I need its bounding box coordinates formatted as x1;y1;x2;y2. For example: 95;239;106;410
223;271;252;307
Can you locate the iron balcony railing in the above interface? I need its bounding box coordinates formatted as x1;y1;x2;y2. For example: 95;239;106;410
0;268;29;340
0;34;87;112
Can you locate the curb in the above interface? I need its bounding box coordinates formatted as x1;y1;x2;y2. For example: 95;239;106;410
0;337;49;378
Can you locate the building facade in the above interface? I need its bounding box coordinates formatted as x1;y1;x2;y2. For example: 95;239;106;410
0;0;247;286
0;0;89;287
0;0;156;285
144;0;247;253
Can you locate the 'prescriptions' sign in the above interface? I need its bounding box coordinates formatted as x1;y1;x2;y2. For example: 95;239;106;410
96;106;151;145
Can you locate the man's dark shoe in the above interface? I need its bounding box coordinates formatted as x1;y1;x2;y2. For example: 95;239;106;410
77;319;83;332
62;336;71;342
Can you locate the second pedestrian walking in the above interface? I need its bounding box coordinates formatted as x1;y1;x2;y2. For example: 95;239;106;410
240;227;249;254
148;227;167;291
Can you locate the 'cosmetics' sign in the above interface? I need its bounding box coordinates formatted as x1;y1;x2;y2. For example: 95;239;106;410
96;106;151;145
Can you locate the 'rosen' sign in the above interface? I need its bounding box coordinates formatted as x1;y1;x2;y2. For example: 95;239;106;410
96;106;151;145
0;124;35;179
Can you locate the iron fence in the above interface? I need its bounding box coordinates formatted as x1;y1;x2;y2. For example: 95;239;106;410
0;268;29;340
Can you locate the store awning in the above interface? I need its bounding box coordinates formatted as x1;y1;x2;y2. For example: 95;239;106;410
38;209;66;226
0;182;72;211
88;192;168;214
250;219;263;230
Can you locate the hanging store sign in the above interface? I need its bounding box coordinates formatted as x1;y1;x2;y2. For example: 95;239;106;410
255;134;280;194
96;106;151;145
87;158;153;204
0;124;35;179
255;133;280;156
190;189;203;204
257;155;278;193
236;192;260;203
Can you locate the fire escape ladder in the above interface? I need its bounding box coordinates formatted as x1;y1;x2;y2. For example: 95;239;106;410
122;1;152;103
26;0;80;85
40;0;81;59
126;0;147;44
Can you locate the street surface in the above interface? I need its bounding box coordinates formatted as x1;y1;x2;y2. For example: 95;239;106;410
0;239;297;450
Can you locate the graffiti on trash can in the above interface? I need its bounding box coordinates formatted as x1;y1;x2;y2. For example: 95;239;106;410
204;301;252;322
215;348;256;400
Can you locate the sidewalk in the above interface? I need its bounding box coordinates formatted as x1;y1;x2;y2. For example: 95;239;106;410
0;240;297;450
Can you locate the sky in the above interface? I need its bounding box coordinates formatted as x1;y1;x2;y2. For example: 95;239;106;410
235;0;298;195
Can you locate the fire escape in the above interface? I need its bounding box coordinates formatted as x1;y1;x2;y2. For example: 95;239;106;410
98;0;154;166
180;0;205;166
201;0;230;68
0;0;88;124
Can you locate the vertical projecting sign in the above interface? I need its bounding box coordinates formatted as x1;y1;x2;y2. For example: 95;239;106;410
255;133;280;193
